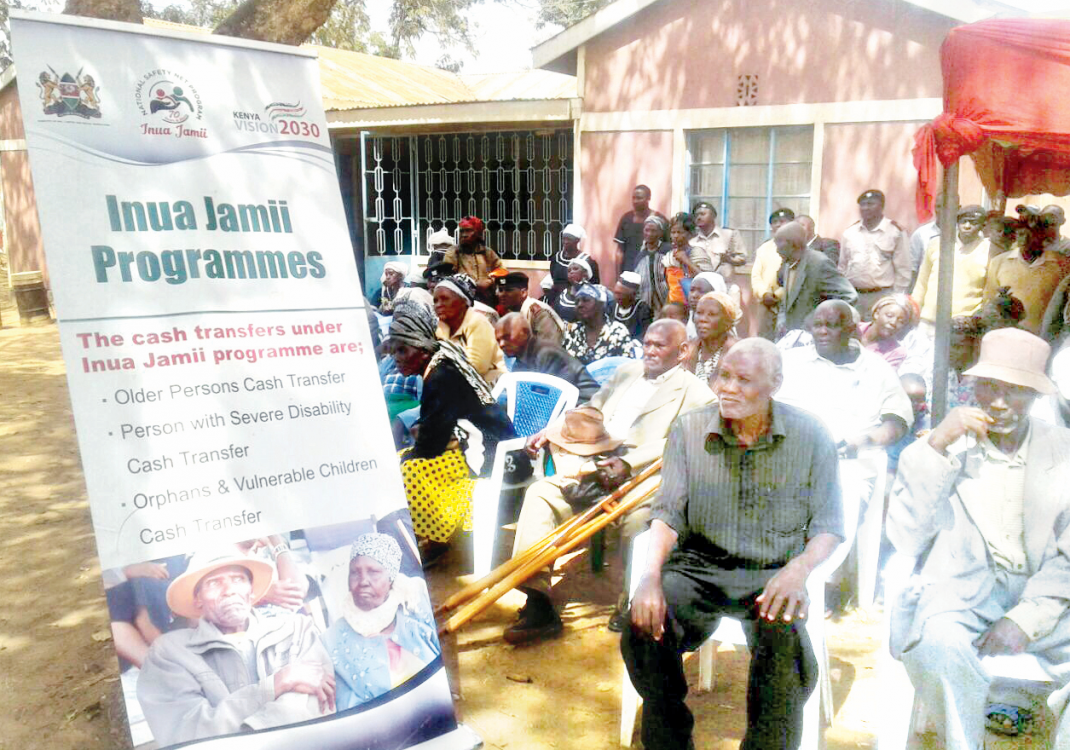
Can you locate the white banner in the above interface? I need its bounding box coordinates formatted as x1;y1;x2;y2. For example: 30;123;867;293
12;12;472;750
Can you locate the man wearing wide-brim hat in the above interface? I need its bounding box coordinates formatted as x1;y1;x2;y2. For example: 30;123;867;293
137;550;335;746
887;327;1070;750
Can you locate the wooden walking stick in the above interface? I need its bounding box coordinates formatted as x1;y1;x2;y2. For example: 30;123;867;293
435;459;663;616
439;472;662;634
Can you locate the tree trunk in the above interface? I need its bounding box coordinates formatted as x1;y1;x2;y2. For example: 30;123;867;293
64;0;143;24
213;0;340;45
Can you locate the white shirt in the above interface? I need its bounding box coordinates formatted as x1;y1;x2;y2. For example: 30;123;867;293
776;342;913;444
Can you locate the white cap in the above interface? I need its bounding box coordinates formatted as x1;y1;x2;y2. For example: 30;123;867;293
562;223;586;241
428;228;456;248
619;271;641;289
540;275;554;290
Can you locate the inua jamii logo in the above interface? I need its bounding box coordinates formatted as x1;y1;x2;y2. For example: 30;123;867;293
134;69;207;139
37;67;101;119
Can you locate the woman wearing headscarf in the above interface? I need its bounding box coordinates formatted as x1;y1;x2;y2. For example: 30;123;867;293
433;274;507;386
390;306;515;544
324;533;440;712
684;271;728;338
551;256;595;324
686;291;741;384
859;294;928;374
377;261;408;314
634;214;672;312
547;224;600;305
562;284;636;365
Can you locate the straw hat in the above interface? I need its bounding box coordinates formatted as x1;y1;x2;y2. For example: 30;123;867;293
544;407;624;456
166;550;275;620
963;327;1056;395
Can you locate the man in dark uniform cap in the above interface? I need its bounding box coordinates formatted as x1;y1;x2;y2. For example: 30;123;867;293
839;189;911;318
423;260;456;293
496;271;565;346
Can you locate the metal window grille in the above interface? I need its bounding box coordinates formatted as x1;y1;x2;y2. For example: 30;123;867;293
685;126;813;260
359;129;574;263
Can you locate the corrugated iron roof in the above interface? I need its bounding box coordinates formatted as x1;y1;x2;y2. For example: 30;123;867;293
142;17;575;112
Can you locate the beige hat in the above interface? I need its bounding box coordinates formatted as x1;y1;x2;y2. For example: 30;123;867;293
964;327;1056;395
544;406;624;456
166;550;275;620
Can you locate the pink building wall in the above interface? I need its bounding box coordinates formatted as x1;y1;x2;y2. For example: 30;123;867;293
578;130;674;284
819;121;985;239
583;0;953;113
0;83;48;281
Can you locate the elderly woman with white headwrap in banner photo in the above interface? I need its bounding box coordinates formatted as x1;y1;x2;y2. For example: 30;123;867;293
324;533;440;712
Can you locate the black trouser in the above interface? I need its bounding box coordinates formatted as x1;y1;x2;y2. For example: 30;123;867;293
620;555;818;750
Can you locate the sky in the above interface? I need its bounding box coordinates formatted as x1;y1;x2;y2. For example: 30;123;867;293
363;0;1070;73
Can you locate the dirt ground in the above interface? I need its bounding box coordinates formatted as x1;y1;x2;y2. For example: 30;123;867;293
0;313;1047;750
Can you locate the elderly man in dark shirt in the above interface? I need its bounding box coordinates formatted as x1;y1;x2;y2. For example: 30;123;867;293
495;313;600;402
623;337;844;750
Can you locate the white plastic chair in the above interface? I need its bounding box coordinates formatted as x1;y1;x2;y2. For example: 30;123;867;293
470;373;579;577
878;552;1055;749
841;449;888;609
620;478;863;749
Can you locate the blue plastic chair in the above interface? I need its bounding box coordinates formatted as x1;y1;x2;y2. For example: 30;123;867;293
470;373;579;577
587;356;634;386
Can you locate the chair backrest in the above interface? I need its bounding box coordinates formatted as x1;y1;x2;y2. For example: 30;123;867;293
491;372;579;437
587;356;633;386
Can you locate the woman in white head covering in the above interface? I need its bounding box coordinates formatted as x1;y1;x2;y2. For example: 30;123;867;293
551;256;594;324
377;261;408;314
323;533;440;712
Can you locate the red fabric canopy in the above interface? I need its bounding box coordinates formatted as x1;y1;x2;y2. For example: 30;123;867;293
913;18;1070;221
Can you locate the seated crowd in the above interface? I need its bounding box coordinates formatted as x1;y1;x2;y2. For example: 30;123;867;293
369;187;1070;749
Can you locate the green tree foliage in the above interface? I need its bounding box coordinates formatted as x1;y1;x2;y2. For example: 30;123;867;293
512;0;609;29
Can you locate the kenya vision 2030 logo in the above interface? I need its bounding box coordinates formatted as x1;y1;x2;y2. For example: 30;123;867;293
37;67;101;119
232;100;321;138
134;69;207;139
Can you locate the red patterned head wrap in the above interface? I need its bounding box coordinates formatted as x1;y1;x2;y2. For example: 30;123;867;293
459;216;485;236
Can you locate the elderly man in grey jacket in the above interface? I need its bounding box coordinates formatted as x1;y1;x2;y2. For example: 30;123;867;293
137;551;335;747
887;328;1070;749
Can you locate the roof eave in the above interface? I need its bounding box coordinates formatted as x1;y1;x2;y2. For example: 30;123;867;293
531;0;1025;74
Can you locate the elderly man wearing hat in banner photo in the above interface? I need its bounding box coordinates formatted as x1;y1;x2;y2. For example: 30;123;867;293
612;270;654;340
888;327;1070;750
563;283;639;365
503;319;714;643
495;271;565;346
838;189;912;318
547;223;600;306
433;274;507;386
441;216;503;293
136;550;335;747
324;533;440;712
751;207;797;339
911;204;991;340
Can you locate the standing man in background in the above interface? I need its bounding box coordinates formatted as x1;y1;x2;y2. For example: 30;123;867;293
690;201;747;300
751;208;796;338
615;185;667;276
838;189;912;317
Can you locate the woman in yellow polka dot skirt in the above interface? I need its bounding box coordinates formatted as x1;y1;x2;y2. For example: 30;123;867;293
390;295;515;545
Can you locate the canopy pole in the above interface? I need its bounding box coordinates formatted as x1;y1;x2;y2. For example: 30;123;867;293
931;160;960;424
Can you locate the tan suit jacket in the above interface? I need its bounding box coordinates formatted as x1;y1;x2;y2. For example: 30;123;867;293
587;362;715;472
887;418;1070;656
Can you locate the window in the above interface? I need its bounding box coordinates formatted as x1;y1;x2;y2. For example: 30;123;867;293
687;126;813;260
